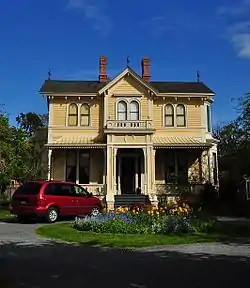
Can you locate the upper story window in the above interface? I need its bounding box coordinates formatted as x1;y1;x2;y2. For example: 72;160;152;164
130;101;139;120
164;104;174;127
117;101;127;120
68;103;78;126
117;100;140;121
176;104;186;127
80;104;90;126
206;105;211;132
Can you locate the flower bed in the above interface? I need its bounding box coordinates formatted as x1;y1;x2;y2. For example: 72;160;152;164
73;199;215;235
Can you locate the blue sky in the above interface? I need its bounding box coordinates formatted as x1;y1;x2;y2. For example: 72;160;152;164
1;0;250;126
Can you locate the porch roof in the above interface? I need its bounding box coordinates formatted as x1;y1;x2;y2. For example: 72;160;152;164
45;136;106;149
153;136;211;148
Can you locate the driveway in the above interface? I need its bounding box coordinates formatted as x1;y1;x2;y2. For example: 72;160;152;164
1;218;250;287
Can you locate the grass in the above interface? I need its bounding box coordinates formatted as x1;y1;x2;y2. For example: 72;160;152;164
0;206;13;219
36;223;222;248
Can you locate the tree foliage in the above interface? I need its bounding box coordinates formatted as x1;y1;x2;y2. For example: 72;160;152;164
215;93;250;177
0;111;48;193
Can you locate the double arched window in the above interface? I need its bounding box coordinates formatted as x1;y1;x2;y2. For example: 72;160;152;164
117;100;139;120
68;103;90;126
164;104;186;127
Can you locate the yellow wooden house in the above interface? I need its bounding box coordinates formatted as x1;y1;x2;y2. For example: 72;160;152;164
39;56;218;209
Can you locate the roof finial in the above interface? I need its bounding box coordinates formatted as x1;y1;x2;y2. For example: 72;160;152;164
196;70;200;83
126;56;130;68
48;69;51;80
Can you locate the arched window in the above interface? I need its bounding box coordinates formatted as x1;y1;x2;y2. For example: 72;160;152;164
117;101;127;120
176;104;186;127
164;104;174;127
68;103;78;126
80;104;90;126
130;101;139;120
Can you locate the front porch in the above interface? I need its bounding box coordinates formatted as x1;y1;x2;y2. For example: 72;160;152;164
47;144;218;208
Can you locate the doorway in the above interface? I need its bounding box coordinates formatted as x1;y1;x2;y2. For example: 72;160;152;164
120;156;135;194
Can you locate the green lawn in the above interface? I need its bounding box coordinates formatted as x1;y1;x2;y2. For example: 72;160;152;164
36;223;222;248
0;206;13;219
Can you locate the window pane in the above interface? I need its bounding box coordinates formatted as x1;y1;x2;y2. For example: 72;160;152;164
130;101;139;113
66;150;77;166
80;115;89;126
66;166;76;183
66;150;77;183
68;115;78;126
176;105;185;115
165;115;174;126
81;104;89;115
69;104;77;114
177;115;185;127
118;101;127;112
130;112;139;121
79;150;90;184
207;105;211;132
118;112;127;120
165;105;173;115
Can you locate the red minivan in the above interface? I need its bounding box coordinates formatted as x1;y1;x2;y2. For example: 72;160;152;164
11;180;103;223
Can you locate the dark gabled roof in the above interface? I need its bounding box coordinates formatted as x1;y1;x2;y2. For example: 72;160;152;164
39;80;106;94
39;79;214;95
150;81;214;94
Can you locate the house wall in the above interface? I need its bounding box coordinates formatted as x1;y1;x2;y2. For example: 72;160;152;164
49;96;103;142
107;77;150;120
153;97;205;136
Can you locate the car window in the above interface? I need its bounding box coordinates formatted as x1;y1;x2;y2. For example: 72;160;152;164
14;182;43;195
74;185;88;196
44;183;76;196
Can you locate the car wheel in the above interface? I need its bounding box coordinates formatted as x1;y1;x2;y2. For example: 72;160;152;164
46;207;58;223
91;206;101;217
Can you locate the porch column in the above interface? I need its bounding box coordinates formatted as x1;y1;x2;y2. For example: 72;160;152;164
47;149;52;180
143;147;147;194
106;146;114;209
76;149;79;184
152;148;156;193
113;147;118;195
103;148;107;189
118;155;121;194
146;146;152;194
135;155;139;189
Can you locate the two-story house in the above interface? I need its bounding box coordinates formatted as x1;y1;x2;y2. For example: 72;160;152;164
39;56;218;209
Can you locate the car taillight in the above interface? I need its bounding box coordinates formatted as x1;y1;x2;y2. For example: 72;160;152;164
36;195;45;207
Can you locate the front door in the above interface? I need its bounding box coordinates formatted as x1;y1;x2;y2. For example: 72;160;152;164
121;157;135;194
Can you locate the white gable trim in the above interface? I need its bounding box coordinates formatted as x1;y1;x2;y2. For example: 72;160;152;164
98;68;158;95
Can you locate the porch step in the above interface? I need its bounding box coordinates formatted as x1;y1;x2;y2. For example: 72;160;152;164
114;195;150;208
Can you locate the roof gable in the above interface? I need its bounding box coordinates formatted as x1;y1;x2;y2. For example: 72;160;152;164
98;67;158;95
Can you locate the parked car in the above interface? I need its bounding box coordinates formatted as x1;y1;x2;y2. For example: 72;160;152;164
10;180;103;223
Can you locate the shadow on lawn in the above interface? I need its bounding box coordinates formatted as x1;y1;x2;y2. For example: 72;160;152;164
0;241;249;288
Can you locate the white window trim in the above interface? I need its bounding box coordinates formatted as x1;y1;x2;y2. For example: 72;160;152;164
116;98;141;120
66;102;91;127
162;103;187;128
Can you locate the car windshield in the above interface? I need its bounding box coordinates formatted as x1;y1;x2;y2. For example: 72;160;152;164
14;182;43;195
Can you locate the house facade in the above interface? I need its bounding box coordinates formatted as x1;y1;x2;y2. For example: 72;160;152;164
39;56;218;209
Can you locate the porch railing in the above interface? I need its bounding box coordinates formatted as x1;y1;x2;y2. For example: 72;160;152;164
154;183;205;196
106;120;154;130
80;184;106;196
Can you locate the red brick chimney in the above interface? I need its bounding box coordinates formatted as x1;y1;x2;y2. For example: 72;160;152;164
99;56;108;82
141;57;150;82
